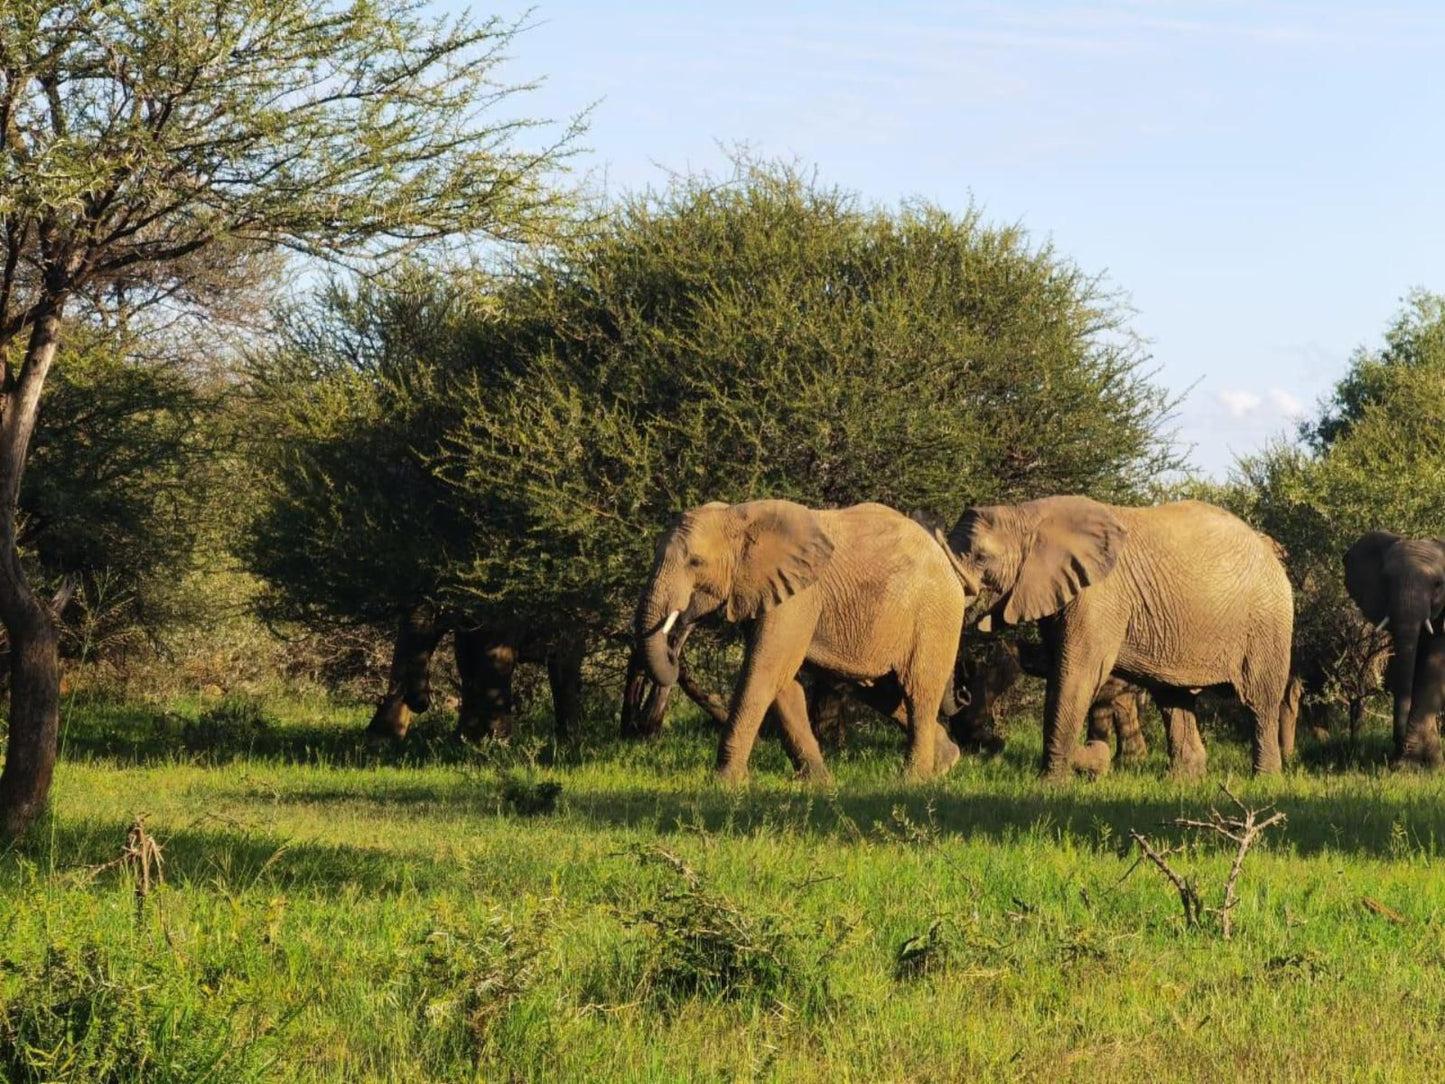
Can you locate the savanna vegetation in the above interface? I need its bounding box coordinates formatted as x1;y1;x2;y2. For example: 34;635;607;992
3;0;1445;1079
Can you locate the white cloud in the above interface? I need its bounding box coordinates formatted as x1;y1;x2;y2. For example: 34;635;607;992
1268;388;1305;418
1218;389;1262;418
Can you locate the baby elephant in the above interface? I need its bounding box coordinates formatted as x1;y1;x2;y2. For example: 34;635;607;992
635;499;972;783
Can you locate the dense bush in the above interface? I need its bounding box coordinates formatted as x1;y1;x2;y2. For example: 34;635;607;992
24;323;225;663
248;158;1180;671
1224;291;1445;730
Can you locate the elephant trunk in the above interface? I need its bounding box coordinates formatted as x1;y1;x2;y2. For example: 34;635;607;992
636;572;689;688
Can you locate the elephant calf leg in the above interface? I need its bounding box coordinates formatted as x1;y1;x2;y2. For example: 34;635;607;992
1159;693;1206;780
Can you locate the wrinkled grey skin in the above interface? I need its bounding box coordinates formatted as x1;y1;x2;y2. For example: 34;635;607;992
943;496;1294;779
636;499;969;783
1344;531;1445;767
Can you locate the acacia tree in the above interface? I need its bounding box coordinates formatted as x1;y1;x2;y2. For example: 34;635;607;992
1219;291;1445;739
437;159;1180;662
0;0;577;837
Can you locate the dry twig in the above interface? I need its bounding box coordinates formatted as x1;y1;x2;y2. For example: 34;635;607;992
84;814;165;923
1127;784;1286;939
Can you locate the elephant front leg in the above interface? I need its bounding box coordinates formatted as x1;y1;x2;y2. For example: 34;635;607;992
715;613;812;784
546;631;585;741
456;630;517;741
1041;663;1115;780
1401;636;1445;769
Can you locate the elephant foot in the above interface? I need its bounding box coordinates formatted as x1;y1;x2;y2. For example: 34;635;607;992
1072;740;1112;778
715;764;750;786
1167;755;1207;782
794;762;833;786
1391;748;1444;772
1251;751;1283;776
934;736;962;776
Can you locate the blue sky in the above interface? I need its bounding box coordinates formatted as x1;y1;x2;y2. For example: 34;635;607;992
448;1;1445;476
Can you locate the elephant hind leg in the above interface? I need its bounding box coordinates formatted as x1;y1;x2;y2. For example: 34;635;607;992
772;679;831;783
1237;665;1289;775
899;635;965;781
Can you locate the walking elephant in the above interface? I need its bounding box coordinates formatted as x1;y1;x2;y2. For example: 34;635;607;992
949;638;1152;766
1343;531;1445;767
635;499;971;783
942;497;1294;778
366;603;585;742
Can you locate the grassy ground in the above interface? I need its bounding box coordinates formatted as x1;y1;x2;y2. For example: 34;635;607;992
5;692;1445;1082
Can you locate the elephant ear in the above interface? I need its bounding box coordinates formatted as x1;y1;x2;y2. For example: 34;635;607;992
1343;530;1402;624
1003;499;1127;624
725;503;835;621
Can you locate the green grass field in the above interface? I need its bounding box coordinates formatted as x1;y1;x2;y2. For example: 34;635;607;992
5;693;1445;1082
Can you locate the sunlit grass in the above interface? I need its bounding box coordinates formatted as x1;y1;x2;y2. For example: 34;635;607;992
4;693;1445;1081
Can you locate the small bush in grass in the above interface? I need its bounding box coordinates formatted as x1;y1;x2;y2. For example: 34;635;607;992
894;917;967;981
619;845;830;1013
0;942;271;1083
413;905;556;1063
499;771;563;816
183;695;273;760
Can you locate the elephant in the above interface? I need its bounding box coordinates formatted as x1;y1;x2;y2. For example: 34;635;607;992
1343;531;1445;767
367;603;585;742
942;496;1294;778
635;499;971;783
950;638;1151;764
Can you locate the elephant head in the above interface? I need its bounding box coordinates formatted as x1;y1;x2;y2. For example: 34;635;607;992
635;500;834;687
945;496;1128;629
1343;531;1445;752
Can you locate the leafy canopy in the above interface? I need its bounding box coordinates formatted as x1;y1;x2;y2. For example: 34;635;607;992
250;159;1181;641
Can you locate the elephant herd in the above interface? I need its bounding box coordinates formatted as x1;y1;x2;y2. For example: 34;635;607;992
367;493;1445;782
635;495;1295;782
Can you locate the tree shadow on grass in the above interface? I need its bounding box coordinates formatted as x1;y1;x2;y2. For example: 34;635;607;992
564;758;1445;862
2;814;457;895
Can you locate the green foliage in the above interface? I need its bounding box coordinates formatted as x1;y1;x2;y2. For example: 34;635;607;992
0;941;280;1083
893;915;971;981
24;323;223;658
15;697;1445;1079
251;158;1180;651
619;843;827;1012
499;770;564;816
183;695;275;760
1226;291;1445;720
244;270;485;628
412;906;555;1066
442;160;1179;634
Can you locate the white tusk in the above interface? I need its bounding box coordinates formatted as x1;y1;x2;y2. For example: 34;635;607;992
661;610;680;636
1428;619;1436;636
1376;615;1390;632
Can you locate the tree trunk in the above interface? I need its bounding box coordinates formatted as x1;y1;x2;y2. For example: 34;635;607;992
0;300;66;840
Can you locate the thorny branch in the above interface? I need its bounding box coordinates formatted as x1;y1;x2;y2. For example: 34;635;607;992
1128;784;1286;939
